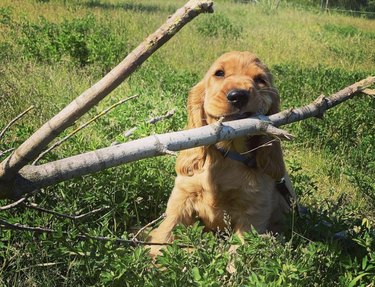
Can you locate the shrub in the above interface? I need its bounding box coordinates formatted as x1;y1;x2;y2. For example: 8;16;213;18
3;13;128;70
195;13;242;39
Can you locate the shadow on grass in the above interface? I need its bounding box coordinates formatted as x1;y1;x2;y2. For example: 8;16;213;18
287;206;374;259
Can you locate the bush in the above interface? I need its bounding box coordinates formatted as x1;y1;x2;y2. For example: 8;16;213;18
2;12;128;70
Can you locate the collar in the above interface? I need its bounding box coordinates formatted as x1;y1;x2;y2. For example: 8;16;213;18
216;146;257;168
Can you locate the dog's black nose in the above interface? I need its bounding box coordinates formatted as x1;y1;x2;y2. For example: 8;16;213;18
227;89;250;108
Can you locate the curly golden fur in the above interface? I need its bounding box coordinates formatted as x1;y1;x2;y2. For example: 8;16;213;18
148;51;295;255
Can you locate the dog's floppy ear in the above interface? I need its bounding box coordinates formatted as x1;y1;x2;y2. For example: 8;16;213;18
256;138;286;180
176;81;208;176
256;87;286;180
186;80;207;128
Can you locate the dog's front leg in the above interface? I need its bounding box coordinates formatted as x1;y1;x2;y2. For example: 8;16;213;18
147;214;180;257
148;184;195;257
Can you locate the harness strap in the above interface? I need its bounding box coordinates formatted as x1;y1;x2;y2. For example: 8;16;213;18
216;147;257;168
276;178;299;216
217;147;298;215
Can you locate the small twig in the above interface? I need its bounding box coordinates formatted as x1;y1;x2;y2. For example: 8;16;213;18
147;109;176;124
0;105;34;140
19;262;64;272
162;148;178;156
0;190;38;211
0;218;192;248
362;88;375;96
0;197;28;211
240;138;279;155
211;116;225;134
0;148;15;158
32;95;139;165
123;109;176;138
23;203;109;220
124;127;137;138
132;213;166;241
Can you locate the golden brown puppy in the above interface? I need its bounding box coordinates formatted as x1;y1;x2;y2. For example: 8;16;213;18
148;51;295;255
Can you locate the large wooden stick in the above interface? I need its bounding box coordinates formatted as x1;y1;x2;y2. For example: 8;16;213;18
2;76;373;199
0;0;214;181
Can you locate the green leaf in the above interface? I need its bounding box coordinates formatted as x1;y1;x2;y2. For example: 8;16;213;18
192;267;202;281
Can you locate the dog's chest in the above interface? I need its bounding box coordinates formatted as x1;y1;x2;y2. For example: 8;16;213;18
189;163;272;229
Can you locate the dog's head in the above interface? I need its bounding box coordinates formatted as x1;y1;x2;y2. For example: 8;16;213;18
187;51;279;127
178;51;284;179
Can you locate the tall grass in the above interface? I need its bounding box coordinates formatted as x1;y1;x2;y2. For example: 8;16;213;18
0;0;374;286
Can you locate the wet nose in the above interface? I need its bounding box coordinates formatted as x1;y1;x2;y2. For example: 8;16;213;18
226;89;250;109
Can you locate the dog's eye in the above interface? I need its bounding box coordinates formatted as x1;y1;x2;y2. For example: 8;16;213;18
214;70;225;77
254;76;267;86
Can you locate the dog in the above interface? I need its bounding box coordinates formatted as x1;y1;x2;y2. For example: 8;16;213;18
148;51;296;256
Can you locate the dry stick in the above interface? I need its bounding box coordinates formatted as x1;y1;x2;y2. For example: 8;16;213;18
4;76;375;199
147;109;176;124
32;95;139;165
0;218;191;248
0;189;38;211
0;105;34;140
131;213;166;241
0;0;214;182
124;109;176;138
0;197;28;211
0;148;15;158
240;138;278;155
22;203;109;220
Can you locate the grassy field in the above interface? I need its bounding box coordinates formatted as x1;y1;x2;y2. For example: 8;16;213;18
1;0;375;286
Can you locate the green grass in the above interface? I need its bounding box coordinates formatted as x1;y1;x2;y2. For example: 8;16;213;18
0;0;375;286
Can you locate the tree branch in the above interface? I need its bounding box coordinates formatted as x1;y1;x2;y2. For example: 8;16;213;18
0;0;214;181
9;119;291;198
268;76;375;127
1;77;374;199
